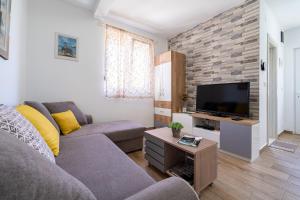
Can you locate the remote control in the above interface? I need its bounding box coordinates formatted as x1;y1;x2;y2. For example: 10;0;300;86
193;137;202;146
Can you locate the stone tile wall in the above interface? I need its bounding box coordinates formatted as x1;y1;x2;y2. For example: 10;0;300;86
169;0;259;119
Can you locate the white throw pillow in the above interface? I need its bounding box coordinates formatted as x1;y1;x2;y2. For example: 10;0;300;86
0;104;55;163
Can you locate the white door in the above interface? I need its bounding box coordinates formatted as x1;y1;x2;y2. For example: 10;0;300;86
295;49;300;134
267;41;278;143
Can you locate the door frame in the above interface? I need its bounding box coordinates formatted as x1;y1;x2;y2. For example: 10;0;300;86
294;48;300;134
267;35;278;144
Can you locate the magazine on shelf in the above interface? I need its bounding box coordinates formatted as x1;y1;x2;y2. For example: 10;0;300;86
178;135;202;147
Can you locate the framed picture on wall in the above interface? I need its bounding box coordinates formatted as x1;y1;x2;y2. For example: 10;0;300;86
0;0;12;60
55;33;79;61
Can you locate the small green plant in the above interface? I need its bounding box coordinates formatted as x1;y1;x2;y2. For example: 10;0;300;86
168;122;184;130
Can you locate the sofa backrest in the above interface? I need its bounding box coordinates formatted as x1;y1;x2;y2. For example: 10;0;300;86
43;101;88;125
24;101;60;132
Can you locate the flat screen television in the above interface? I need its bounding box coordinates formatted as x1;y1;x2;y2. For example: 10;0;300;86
196;82;250;117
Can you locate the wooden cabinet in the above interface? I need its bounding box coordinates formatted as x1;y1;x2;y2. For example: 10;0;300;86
154;51;186;128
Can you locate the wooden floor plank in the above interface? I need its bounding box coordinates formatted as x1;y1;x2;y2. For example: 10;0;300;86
128;133;300;200
272;163;300;179
218;160;285;199
289;176;300;186
282;191;300;200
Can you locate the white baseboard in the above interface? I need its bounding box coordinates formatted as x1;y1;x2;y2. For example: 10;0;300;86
218;149;254;162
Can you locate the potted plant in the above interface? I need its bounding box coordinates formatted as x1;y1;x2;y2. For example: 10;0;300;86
169;122;184;138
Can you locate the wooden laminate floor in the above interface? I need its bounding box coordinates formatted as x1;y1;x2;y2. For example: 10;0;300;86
128;133;300;200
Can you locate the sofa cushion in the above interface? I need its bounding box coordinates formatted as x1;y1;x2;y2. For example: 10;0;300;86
24;101;60;132
0;131;97;200
0;104;55;163
65;120;145;142
101;121;146;142
52;110;81;135
56;134;155;200
43;101;88;125
17;105;60;156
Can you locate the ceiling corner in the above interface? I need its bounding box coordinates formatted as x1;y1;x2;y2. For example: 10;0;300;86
94;0;118;18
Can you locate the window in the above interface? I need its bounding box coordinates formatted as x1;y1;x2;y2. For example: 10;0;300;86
105;25;154;98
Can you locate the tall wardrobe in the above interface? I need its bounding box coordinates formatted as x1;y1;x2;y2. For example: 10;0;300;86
154;51;186;128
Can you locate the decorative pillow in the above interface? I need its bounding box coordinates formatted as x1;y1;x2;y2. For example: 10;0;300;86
43;101;88;125
24;101;60;132
52;110;81;135
0;104;55;163
0;131;97;200
17;105;60;156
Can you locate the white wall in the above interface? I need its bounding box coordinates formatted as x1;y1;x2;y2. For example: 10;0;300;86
259;0;284;148
0;0;27;105
25;0;168;127
284;27;300;132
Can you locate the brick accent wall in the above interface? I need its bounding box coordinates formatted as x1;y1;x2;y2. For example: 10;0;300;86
168;0;259;119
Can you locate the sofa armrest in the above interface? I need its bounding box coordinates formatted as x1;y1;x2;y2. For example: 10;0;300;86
125;177;199;200
85;115;93;124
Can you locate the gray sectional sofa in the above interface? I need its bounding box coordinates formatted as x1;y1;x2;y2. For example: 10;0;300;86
27;101;145;153
0;101;199;200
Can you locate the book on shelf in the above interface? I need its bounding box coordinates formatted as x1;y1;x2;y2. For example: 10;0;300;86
178;135;202;147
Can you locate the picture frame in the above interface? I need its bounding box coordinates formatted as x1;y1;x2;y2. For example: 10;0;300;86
0;0;12;60
55;33;79;61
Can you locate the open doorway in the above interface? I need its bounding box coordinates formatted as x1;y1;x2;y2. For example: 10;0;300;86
267;35;278;145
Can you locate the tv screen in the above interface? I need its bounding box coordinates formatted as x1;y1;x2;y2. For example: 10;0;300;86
196;82;250;117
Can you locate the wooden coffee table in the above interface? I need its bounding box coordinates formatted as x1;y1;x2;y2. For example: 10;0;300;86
145;128;217;194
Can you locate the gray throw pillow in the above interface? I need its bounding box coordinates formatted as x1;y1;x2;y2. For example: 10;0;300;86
24;101;60;132
0;131;97;200
0;104;55;163
43;101;88;125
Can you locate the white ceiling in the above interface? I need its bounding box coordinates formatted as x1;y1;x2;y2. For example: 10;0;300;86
62;0;98;11
63;0;246;38
266;0;300;31
101;0;245;38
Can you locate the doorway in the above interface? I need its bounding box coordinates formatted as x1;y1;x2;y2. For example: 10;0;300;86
295;48;300;134
267;36;278;145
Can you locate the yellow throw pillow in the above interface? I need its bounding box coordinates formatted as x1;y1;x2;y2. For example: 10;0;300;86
16;105;60;156
51;110;81;135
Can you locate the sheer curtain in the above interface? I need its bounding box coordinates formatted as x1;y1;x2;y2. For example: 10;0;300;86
105;25;154;98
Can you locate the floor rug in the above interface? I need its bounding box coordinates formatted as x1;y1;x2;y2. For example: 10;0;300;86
270;140;298;153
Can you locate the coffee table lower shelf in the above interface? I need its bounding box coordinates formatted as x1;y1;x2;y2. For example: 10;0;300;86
166;169;194;186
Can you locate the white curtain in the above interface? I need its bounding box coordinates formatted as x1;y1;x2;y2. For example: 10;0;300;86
105;25;154;98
